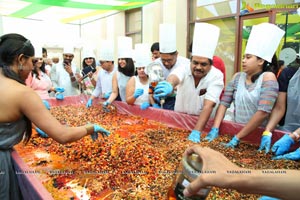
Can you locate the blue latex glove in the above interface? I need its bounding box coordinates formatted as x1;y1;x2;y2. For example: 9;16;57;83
204;127;219;142
42;100;50;110
36;127;48;138
188;130;201;143
91;124;110;141
153;81;173;101
258;133;272;153
272;148;300;161
152;103;161;109
133;88;144;99
102;101;110;112
55;92;64;100
86;99;93;108
258;195;280;200
224;135;240;148
140;102;150;110
271;134;295;156
103;92;112;99
55;87;65;93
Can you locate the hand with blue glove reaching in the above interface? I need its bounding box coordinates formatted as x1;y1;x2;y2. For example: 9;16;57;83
54;87;65;100
103;92;112;99
85;124;110;141
42;100;50;110
153;81;173;101
35;127;48;138
258;131;272;153
133;88;144;99
102;101;111;112
204;127;219;142
272;148;300;161
140;102;150;110
224;135;240;148
258;196;281;200
271;134;295;156
86;99;93;108
188;130;201;143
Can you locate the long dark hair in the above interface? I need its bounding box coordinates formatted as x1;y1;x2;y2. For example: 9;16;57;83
82;57;96;69
118;58;135;77
0;33;34;143
31;61;46;80
252;54;279;83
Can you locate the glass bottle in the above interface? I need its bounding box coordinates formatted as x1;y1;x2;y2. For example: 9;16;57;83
168;154;211;200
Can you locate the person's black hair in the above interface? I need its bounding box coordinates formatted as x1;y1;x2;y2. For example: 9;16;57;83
0;33;33;143
252;54;279;83
118;58;135;77
151;42;159;52
278;60;284;67
42;47;47;55
82;57;96;69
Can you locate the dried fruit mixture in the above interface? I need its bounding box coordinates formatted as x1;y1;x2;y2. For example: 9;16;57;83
15;105;299;200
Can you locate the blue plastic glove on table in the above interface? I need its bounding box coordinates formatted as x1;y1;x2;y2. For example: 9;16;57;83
153;81;173;101
258;196;281;200
258;134;272;153
55;93;64;100
152;103;161;109
140;102;150;110
90;124;111;141
42;100;50;110
188;130;201;143
86;99;93;108
224;135;240;148
133;88;144;99
272;148;300;161
204;127;219;142
271;134;295;156
55;87;65;93
103;92;112;99
36;127;48;138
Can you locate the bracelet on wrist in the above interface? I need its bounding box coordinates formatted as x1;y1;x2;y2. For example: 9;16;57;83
85;125;94;135
262;131;272;136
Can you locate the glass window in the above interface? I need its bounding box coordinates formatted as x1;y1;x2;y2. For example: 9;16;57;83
125;8;142;44
190;0;237;20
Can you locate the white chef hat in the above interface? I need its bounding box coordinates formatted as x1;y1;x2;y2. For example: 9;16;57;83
245;23;285;63
99;40;114;61
63;45;74;55
83;48;95;59
192;23;220;59
34;45;43;58
159;23;176;53
134;43;152;68
117;36;133;58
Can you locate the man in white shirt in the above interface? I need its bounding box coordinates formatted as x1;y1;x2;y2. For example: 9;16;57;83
154;23;224;143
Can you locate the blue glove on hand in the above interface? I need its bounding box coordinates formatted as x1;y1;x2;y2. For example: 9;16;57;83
86;99;93;108
36;127;48;138
55;87;65;93
188;130;201;143
152;103;161;109
103;92;112;99
91;124;110;141
258;132;272;153
102;101;110;112
272;148;300;161
133;88;144;99
140;102;150;110
271;134;295;156
55;93;64;100
204;127;219;142
153;81;173;101
224;135;240;148
42;100;50;110
258;196;280;200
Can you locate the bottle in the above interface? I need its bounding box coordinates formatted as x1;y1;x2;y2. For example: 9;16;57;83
168;154;211;200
